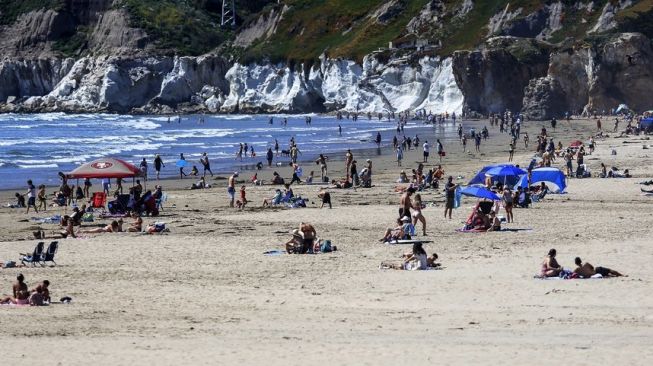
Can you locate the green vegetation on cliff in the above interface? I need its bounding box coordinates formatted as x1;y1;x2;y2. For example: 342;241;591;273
0;0;63;25
244;0;429;62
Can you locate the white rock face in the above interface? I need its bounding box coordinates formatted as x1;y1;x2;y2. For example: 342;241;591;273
2;53;464;114
219;55;462;114
589;0;633;34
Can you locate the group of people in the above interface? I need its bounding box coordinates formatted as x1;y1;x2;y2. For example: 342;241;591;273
540;249;625;279
0;274;50;306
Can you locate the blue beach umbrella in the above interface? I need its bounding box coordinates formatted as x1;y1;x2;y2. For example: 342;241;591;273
460;186;501;201
485;165;527;186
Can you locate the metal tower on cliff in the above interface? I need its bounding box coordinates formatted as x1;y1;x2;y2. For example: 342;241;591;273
221;0;236;27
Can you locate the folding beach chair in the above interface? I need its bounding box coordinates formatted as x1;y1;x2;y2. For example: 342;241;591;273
91;192;107;208
20;241;45;266
41;241;59;266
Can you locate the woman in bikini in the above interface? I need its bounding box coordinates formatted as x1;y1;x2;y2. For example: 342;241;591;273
541;248;563;277
0;273;30;305
80;220;121;234
411;194;427;236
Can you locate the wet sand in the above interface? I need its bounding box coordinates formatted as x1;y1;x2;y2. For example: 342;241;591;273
0;118;652;365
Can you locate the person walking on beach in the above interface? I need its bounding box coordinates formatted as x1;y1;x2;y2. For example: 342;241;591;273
338;124;342;136
444;176;457;220
524;132;529;149
139;158;148;180
475;134;481;152
316;154;328;180
596;118;602;131
399;187;415;219
274;139;279;157
396;145;403;166
436;139;444;163
228;172;238;208
422;140;430;163
376;132;382;146
154;155;164;180
179;153;187;179
200;153;213;177
508;142;515;162
25;180;38;214
462;135;467;152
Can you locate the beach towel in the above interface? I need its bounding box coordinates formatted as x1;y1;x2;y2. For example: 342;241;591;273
456;228;533;233
384;239;433;245
263;249;286;256
31;215;61;224
534;273;603;280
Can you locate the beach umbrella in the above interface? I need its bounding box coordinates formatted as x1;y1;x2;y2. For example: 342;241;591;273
66;158;142;179
468;163;512;185
460;186;501;201
485;165;527;187
515;167;567;192
569;140;583;147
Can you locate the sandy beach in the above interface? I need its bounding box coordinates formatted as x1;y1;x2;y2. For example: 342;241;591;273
1;118;652;365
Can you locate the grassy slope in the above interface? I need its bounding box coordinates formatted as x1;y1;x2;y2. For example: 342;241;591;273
243;0;429;63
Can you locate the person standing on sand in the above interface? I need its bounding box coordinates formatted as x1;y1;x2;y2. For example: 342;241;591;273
316;154;328;180
508;142;515;162
422;140;430;163
267;148;274;167
596;118;602;131
25;180;38;214
399;187;415;219
437;139;444;162
154;154;164;180
376;132;382;146
179;153;187;179
396;145;403;166
338;124;342;136
228;172;238;208
444;176;457;219
345;149;354;180
524;132;529;149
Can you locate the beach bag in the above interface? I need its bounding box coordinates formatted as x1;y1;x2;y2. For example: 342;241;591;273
320;240;333;253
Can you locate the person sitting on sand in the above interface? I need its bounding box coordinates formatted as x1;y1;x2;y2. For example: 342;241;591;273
0;273;30;305
263;189;283;207
381;243;429;270
80;220;121;234
397;170;409;183
284;229;304;254
486;211;501;232
189;165;199;176
297;223;317;254
305;171;314;184
427;253;440;268
573;257;625;278
379;218;406;243
271;171;285;185
14;193;26;208
541;249;563;277
32;280;50;303
127;212;143;232
59;215;77;239
191;177;208;190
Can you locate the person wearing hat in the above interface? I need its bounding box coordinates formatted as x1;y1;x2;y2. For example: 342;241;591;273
285;229;303;254
228;172;238;208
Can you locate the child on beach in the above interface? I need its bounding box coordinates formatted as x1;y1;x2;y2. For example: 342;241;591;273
236;186;247;209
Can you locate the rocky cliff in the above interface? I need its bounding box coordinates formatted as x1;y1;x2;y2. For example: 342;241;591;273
0;1;652;117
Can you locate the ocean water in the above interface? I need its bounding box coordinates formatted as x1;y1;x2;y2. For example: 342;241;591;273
0;113;464;190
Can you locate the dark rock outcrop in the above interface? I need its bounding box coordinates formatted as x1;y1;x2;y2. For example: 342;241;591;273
452;37;550;115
